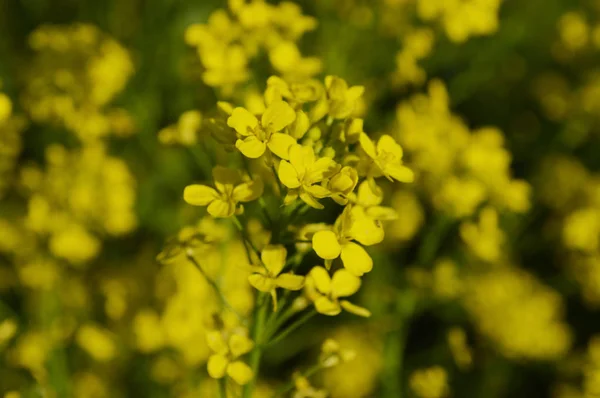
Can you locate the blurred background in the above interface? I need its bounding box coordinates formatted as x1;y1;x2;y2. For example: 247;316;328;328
1;0;600;397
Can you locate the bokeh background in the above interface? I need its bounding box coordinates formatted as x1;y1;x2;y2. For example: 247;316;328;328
1;0;600;397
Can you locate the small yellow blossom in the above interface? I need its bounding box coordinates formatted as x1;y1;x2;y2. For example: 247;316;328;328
206;329;254;385
248;245;304;310
324;76;364;119
76;324;116;362
228;100;297;159
278;144;337;208
305;266;370;317
184;166;263;217
312;205;382;276
328;166;359;205
358;133;414;183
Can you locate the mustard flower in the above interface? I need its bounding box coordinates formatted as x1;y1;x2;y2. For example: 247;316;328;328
325;76;364;119
311;205;383;276
350;181;398;221
183;166;263;218
327;166;359;205
293;372;328;398
206;330;254;385
358;133;414;183
227;100;297;159
305;266;370;317
278;144;337;209
248;245;304;310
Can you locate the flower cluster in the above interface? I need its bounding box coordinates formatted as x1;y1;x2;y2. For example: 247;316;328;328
185;0;320;95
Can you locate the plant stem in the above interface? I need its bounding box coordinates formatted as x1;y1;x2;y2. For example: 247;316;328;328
243;294;269;398
266;309;317;347
218;378;227;398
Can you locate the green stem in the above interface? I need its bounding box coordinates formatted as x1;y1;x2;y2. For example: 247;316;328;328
266;309;317;347
186;254;246;325
243;295;269;398
218;378;227;398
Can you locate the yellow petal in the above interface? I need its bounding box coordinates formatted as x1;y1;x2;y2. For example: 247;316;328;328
207;354;228;379
309;266;332;294
367;206;398;221
356;180;383;207
233;179;264;202
306;157;337;184
261;245;287;275
314;296;341;316
278;160;301;189
236;136;266;158
248;273;276;292
359;133;377;159
267;132;296;159
300;192;324;209
276;273;304;290
261;100;296;131
349;207;384;246
289;144;313;174
340;242;373;276
213;166;240;192
377;134;403;159
183;185;218;206
331;268;362;297
340;300;371;317
228;107;259;136
207;199;235;218
386;164;414;183
206;331;228;354
227;361;254;385
228;334;254;357
312;230;341;260
290;110;310;139
305;185;330;199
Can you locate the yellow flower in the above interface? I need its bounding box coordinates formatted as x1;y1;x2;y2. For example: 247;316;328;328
183;166;263;218
350;181;398;221
206;330;254;385
358;133;414;183
293;372;328;398
305;266;370;317
278;144;337;209
311;206;382;276
327;166;359;205
76;325;116;362
248;245;304;310
325;76;364;119
227;100;297;159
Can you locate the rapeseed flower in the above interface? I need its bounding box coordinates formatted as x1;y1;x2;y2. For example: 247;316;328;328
304;266;370;317
184;166;263;217
206;329;254;385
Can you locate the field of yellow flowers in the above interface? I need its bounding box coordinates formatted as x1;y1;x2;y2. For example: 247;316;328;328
1;0;600;397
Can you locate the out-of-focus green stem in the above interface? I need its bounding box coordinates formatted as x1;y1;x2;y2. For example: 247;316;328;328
243;294;269;398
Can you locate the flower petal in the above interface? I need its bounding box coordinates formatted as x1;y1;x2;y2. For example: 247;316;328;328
340;300;371;317
356;180;383;207
312;230;341;260
207;199;235;218
289;144;314;175
306;157;337;184
275;273;304;290
377;134;403;159
331;268;361;297
314;296;341;316
261;245;287;275
309;266;332;294
267;132;296;159
386;164;414;183
227;361;253;385
359;133;377;159
278;160;301;189
183;185;218;206
300;192;324;209
367;206;398;221
248;273;275;292
229;334;254;357
350;206;385;246
340;242;373;276
236;136;266;158
261;100;296;131
228;107;258;136
207;354;228;379
233;179;264;202
206;331;227;354
305;184;331;199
